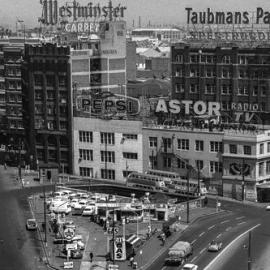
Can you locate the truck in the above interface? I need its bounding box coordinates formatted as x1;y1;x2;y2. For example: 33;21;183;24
165;241;193;265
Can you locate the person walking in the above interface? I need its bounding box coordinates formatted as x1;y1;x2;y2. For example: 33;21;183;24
89;252;93;262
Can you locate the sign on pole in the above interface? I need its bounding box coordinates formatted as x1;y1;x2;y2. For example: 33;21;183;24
114;237;126;261
64;261;73;269
64;228;75;240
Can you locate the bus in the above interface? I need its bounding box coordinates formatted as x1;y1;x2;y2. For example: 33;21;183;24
126;172;166;192
146;169;207;196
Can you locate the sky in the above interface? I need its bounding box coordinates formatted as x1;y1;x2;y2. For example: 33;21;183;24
0;0;269;29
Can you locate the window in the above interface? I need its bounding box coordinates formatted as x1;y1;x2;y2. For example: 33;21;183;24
35;90;43;100
149;137;157;147
175;55;183;63
238;55;248;65
34;74;43;86
196;160;204;170
47;91;55;100
79;149;93;161
100;132;115;145
79;167;93;177
190;55;198;63
205;68;216;77
175;68;182;77
149;155;157;168
260;143;264;154
268;142;270;153
123;134;137;140
261;87;267;97
252;86;258;96
178;139;189;150
266;161;270;174
210;141;223;152
259;162;264;176
177;158;189;169
239;69;247;78
123;152;138;159
210;161;223;173
222;69;232;78
59;76;67;87
47;121;55;130
190;84;198;94
229;144;237;154
190;68;199;77
195;140;204;151
221;101;229;110
46;75;55;87
222;55;231;64
175;83;185;93
79;131;93;143
244;145;251;155
101;151;115;163
221;85;232;95
205;84;215;94
101;169;115;180
163;157;171;168
237;86;248;96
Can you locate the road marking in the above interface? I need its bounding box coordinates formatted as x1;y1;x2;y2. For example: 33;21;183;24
199;232;205;237
191;239;197;244
225;227;232;231
204;223;261;270
208;225;215;230
191;256;198;262
236;216;245;220
200;248;206;254
216;233;222;239
221;220;229;224
237;221;246;226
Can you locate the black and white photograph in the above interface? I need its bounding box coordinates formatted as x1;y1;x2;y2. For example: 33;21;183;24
0;0;270;269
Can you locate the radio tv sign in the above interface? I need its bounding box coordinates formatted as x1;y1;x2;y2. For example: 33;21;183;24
39;0;127;26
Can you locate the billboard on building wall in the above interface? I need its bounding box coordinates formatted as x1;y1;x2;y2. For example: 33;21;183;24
74;89;140;118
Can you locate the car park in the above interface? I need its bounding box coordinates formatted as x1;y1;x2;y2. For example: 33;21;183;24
182;263;198;270
208;240;223;252
26;219;38;230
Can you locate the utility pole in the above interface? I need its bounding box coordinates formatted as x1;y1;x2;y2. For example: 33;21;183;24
187;165;190;223
18;138;22;182
248;230;252;270
242;158;245;201
112;209;115;264
43;185;47;244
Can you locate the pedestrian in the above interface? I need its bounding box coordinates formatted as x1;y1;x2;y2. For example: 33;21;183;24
129;256;134;267
89;252;93;262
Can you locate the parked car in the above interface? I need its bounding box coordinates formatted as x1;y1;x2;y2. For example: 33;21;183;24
26;219;38;230
182;263;198;270
82;206;95;216
265;205;270;211
208;240;223;252
70;198;79;208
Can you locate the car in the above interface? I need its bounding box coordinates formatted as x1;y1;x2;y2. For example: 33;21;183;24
208;240;223;252
70;198;79;208
265;205;270;210
182;263;198;270
26;219;38;230
81;205;95;216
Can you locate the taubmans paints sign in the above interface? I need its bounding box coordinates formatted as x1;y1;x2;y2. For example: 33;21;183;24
39;0;127;26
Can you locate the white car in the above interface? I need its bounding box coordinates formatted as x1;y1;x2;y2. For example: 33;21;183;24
73;240;85;250
265;205;270;211
182;263;198;270
70;198;79;208
208;240;223;252
82;206;95;216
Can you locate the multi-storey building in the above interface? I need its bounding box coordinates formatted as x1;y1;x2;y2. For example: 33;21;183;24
171;44;270;125
22;43;72;172
70;21;127;95
73;117;143;181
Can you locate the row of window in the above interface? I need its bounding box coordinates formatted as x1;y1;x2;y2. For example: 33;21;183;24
34;74;67;87
79;168;134;179
229;142;270;155
79;149;138;162
174;68;269;79
174;54;270;65
259;160;270;176
161;156;223;173
175;83;267;96
79;131;138;144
